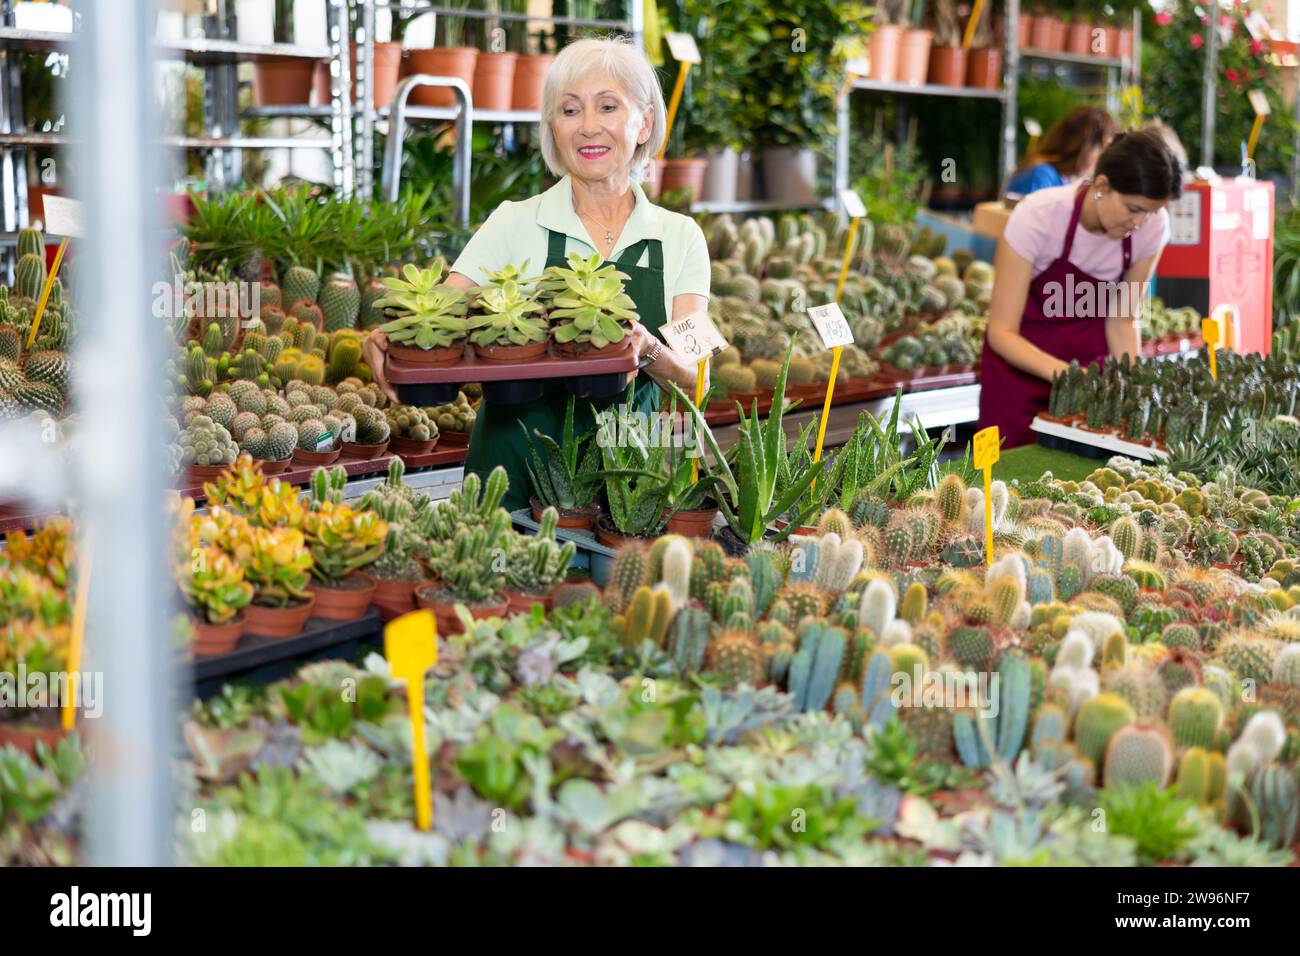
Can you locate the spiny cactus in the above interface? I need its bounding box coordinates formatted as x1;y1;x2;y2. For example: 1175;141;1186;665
608;544;648;613
899;581;927;625
667;607;711;674
621;585;674;649
857;578;896;637
936;473;967;522
1091;573;1138;615
1103;725;1173;789
1176;746;1225;805
744;549;781;617
706;630;765;689
947;625;995;671
1155;648;1201;696
1073;692;1136;771
1103;664;1168;723
1168;686;1223;750
1161;622;1201;652
779;582;829;626
1246;764;1300;850
816;508;853;538
787;622;846;712
1057;562;1084;602
988;575;1024;628
1111;515;1141;560
1217;636;1279;685
1124;559;1167;593
1101;630;1128;670
1272;644;1300;687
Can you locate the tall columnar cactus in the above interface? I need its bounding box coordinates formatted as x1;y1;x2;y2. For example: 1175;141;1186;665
816;508;853;538
1026;567;1055;607
1111;516;1141;560
787;622;846;712
858;651;897;730
658;537;693;609
857;578;896;637
608;544;648;613
667;607;711;674
1176;746;1226;806
14;252;46;301
1167;686;1223;750
988;575;1024;628
936;473;967;522
320;274;361;332
1271;644;1300;687
621;585;674;649
1074;692;1136;772
947;625;995;671
952;653;1031;768
282;265;320;305
1101;630;1128;670
1103;725;1173;789
744;549;781;617
899;581;927;625
1246;764;1300;850
1057;562;1084;602
814;533;865;594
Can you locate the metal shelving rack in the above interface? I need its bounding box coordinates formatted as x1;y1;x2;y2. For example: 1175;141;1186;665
0;0;356;247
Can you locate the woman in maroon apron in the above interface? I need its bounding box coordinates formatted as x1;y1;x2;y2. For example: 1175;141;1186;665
978;128;1183;447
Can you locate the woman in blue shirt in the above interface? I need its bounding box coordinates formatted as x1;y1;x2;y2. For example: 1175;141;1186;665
1006;106;1118;197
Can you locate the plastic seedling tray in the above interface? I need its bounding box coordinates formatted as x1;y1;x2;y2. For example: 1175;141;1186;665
386;343;640;406
512;507;616;586
1030;416;1166;462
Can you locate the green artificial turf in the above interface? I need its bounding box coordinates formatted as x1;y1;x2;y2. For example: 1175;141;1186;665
995;443;1102;486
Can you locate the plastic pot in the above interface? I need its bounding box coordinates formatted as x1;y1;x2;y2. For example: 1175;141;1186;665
308;573;376;621
713;524;750;558
0;720;68;759
928;46;966;87
531;497;598;531
389;434;438;456
291;446;341;467
395;382;460;406
253;56;316;106
511;54;554;111
192;612;245;657
257;457;293;475
371;575;429;621
340;439;390;458
665;505;718;538
185;461;233;483
698;147;739;203
868;23;903;82
566;371;632;400
1017;13;1032;48
388;341;467;366
659;158;709;204
897;29;933;86
415;586;507;636
554;335;633;359
1029;15;1058;51
472;339;549;363
759;147;816;205
595;514;645;550
243;595;316;639
966;47;1002;89
472;51;518;111
483;379;545;405
406;47;478;107
1066;21;1093;55
1117;27;1134;60
438;429;470;447
504;588;553;615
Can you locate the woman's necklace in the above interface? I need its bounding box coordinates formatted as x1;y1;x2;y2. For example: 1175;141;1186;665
574;195;631;254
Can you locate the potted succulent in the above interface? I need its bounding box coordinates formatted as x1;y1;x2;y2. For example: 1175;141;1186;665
178;541;254;656
302;491;389;621
385;404;439;456
234;525;317;638
870;0;908;82
418;509;512;636
541;253;639;356
658;389;720;537
502;506;577;613
897;0;934;87
520;395;603;529
357;459;437;619
255;0;317;107
591;384;677;546
467;277;549;362
376;261;471;367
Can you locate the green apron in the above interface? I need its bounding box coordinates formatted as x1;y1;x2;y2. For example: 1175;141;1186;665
464;228;668;511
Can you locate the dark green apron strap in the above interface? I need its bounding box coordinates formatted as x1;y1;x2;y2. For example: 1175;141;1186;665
615;239;648;268
546;228;568;261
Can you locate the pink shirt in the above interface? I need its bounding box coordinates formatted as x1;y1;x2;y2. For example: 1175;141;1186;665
1002;182;1170;279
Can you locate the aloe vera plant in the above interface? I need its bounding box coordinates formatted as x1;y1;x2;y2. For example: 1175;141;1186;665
467;279;548;347
672;348;825;545
592;385;675;536
375;261;470;349
520;395;603;511
542;252;639;349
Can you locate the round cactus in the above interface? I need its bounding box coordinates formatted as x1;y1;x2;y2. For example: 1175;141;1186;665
1111;515;1141;560
706;631;765;689
1103;724;1173;789
937;473;967;522
1103;664;1169;722
947;625;995;670
1167;686;1223;750
1272;644;1300;688
1074;692;1136;770
1161;622;1201;652
887;643;929;680
1217;637;1279;685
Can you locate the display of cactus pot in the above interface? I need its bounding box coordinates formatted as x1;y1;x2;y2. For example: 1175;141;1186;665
466;278;549;361
376;262;471;366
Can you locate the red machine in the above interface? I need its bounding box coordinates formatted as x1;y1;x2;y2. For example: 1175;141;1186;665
1155;178;1274;355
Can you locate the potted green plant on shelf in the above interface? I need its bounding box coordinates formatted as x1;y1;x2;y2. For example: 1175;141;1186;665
542;253;639;356
592;391;675;546
502;506;577;612
301;496;389;622
520;394;604;529
927;0;966;87
406;0;481;108
419;508;513;637
375;261;471;366
232;523;317;639
357;459;438;619
466;278;549;361
254;0;317;107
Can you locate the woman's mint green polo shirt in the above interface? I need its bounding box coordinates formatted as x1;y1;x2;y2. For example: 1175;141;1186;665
450;174;712;306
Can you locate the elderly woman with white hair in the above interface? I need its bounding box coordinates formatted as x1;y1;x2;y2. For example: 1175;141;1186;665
365;36;711;511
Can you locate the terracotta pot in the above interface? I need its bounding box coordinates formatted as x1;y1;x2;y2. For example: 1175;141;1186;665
659;158;709;204
1117;26;1134;60
504;588;553;614
308;573;376;621
897;29;933;86
787;381;828;401
313;42;404;110
341;439;390;458
388;340;467;366
371;575;429;620
868;23;903;82
186;461;232;483
0;720;68;759
666;505;718;538
415;586;507;636
1100;25;1119;58
438;430;470;447
595;514;644;550
472;52;518;111
291;446;341;467
389;434;437;455
928;46;966;87
192;612;245;657
966;47;1002;89
472;338;549;362
406;47;479;108
253;56;317;106
553;334;633;358
1066;21;1093;55
1053;17;1069;50
243;595;316;639
511;54;554;111
1029;14;1057;51
1017;13;1032;48
531;497;598;531
257;457;292;475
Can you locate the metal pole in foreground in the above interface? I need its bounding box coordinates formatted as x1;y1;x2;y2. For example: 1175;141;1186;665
72;0;174;866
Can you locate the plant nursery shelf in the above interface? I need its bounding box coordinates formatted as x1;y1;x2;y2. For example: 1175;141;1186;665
154;37;332;65
690;199;836;215
374;105;542;125
189;608;383;696
1020;49;1128;70
0;26;71;52
385;345;639;384
176;454;405;501
1030;416;1166;462
394;5;630;29
850;77;1009;100
163;135;337;151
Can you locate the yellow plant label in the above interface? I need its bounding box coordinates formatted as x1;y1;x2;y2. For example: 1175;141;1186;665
972;425;1000;470
385;610;438;829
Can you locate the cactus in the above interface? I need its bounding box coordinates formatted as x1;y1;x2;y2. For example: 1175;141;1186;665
1074;692;1135;771
1155;648;1201;696
1103;725;1173;789
887;643;928;682
936;473;967;522
786;538;821;584
282;265;320;306
899;582;927;625
1092;573;1138;615
1245;764;1300;850
850;492;890;529
622;585;674;649
1111;516;1141;560
859;651;898;730
947;625;995;671
1026;567;1055;607
857;578;896;637
1161;622;1201;652
787;623;846;711
1057;562;1084;602
1217;637;1278;684
658;537;693;609
1176;746;1225;804
14;252;46;301
1103;665;1168;722
706;630;765;689
608;544;648;613
1101;630;1128;669
940;535;984;568
320;274;361;332
1272;645;1300;687
778;582;829;625
668;607;711;674
881;523;913;569
1168;686;1223;750
1124;560;1167;593
988;575;1024;627
952;654;1031;767
743;550;781;617
816;508;853;538
838;630;871;686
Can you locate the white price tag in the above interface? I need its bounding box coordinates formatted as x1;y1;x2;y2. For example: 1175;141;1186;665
316;431;335;453
839;188;867;220
1023;117;1042;138
661;311;727;360
665;32;701;64
845;57;869;78
1249;90;1271;117
807;302;854;349
42;195;84;239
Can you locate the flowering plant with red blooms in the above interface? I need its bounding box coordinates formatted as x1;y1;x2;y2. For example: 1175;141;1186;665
1145;0;1293;171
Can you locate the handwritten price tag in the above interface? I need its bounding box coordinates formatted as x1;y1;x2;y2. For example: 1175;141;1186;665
839;188;866;220
665;31;701;64
661;310;727;360
807;302;854;349
972;425;1000;470
1248;90;1271;117
42;195;84;238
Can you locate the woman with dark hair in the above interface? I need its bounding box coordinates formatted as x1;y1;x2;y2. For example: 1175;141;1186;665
1005;106;1119;196
977;128;1183;446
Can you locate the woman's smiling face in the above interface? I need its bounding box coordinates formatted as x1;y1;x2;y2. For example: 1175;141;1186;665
551;72;651;183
